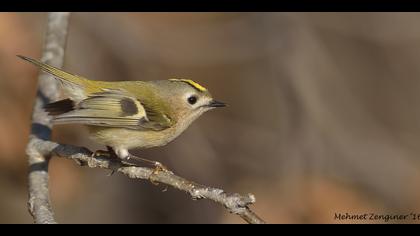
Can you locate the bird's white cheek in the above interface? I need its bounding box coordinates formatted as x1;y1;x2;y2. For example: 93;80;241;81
198;107;211;115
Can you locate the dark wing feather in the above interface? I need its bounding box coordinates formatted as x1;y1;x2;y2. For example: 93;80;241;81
44;99;75;116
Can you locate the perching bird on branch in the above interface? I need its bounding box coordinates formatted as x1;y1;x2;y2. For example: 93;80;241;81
18;55;226;167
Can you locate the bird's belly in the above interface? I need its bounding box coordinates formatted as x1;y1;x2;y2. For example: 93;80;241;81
87;126;177;150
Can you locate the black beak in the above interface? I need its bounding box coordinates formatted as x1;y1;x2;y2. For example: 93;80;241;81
207;100;227;108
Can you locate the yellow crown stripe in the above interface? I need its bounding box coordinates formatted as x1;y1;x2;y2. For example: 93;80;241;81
169;78;207;92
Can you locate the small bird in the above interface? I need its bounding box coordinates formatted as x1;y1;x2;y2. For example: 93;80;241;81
19;55;226;167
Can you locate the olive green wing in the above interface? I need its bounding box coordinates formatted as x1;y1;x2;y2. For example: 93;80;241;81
50;89;172;131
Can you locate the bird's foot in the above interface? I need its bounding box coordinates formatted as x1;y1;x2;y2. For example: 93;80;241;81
92;146;119;159
92;149;110;158
92;147;120;176
127;154;167;170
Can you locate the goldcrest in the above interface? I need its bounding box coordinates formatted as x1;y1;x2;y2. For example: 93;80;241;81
19;55;226;161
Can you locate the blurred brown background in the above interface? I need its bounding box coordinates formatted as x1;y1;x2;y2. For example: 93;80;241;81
1;12;420;223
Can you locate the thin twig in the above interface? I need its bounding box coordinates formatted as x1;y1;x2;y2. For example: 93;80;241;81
25;12;71;224
31;138;266;224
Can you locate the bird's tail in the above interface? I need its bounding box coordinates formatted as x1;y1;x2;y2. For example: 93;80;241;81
17;55;94;100
17;55;89;85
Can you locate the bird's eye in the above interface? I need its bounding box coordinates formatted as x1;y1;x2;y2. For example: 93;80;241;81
187;96;198;105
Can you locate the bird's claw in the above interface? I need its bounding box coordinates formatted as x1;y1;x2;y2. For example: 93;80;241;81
149;161;170;185
153;161;168;172
92;149;110;158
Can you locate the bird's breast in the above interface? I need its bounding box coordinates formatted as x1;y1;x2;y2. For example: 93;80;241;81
87;125;181;150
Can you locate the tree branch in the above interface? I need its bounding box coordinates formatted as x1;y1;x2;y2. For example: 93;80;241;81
31;138;265;224
26;12;71;224
24;12;265;224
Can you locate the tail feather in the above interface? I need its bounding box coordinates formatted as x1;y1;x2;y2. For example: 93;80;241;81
17;55;95;100
17;55;87;87
44;98;75;116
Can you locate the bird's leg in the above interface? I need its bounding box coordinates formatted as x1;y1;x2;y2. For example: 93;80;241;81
92;146;120;176
127;153;169;172
126;153;171;186
92;146;118;159
113;148;170;184
106;146;119;159
92;149;109;158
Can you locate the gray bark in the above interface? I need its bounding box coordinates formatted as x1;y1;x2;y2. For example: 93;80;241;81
26;12;71;224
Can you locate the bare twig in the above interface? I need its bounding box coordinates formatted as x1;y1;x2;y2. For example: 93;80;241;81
24;12;265;224
25;12;71;224
30;138;265;224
